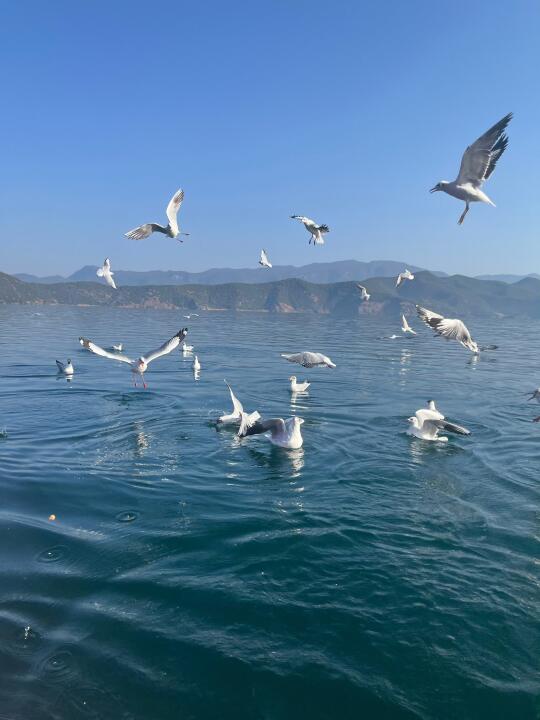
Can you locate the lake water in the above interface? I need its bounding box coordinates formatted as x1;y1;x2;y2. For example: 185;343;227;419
0;304;538;720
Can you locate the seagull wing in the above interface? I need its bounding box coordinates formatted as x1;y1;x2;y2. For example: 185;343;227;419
56;360;65;372
79;337;133;364
125;223;168;240
416;305;445;328
441;420;471;436
433;318;472;344
224;380;243;415
166;189;184;234
456;113;512;187
396;274;403;287
106;274;117;290
239;417;286;439
143;328;188;365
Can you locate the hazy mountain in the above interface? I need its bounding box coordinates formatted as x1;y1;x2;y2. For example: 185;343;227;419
3;270;540;319
14;260;445;286
474;273;540;284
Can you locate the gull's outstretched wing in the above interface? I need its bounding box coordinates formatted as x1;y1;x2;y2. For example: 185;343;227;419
125;223;168;240
318;224;329;234
224;380;243;416
441;420;470;436
416;306;445;328
56;360;65;372
239;416;285;439
166;189;184;234
79;337;133;364
457;113;512;187
106;273;117;290
143;328;188;365
433;318;472;344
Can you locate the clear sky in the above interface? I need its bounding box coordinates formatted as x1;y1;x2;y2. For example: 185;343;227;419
1;1;539;277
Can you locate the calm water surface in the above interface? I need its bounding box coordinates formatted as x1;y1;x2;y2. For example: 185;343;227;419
0;304;538;720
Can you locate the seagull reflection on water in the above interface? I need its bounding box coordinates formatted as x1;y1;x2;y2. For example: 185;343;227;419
242;444;305;477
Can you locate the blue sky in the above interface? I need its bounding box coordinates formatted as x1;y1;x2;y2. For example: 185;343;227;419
1;1;539;277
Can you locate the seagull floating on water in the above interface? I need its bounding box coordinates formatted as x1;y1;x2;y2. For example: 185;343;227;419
106;343;123;353
182;344;194;354
407;401;470;442
183;314;199;319
416;305;479;353
289;375;310;392
396;269;414;288
430;113;512;225
281;352;336;369
217;380;261;426
96;258;116;289
259;249;272;268
356;284;370;301
192;355;201;371
56;359;74;376
79;329;188;388
125;189;190;242
401;315;416;335
238;412;304;449
290;216;329;245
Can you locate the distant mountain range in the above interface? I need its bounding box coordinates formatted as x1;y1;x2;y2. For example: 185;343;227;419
3;269;540;319
14;260;442;286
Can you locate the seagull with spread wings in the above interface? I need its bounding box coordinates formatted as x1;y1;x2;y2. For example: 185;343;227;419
217;380;261;425
416;306;479;353
79;328;188;388
401;314;416;335
430;113;512;225
396;269;415;288
356;284;370;301
281;352;336;369
96;258;117;289
259;249;272;268
407;402;470;442
290;215;329;245
125;189;190;241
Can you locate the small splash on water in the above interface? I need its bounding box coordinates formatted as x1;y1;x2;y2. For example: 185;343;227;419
36;545;68;563
116;511;139;523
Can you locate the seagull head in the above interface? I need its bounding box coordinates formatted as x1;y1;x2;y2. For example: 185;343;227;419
430;182;447;193
294;417;305;426
289;376;296;381
407;416;417;426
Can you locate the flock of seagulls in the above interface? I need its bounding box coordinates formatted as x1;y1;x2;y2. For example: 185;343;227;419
55;112;522;448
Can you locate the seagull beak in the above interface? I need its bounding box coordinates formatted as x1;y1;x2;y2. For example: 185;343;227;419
429;186;438;193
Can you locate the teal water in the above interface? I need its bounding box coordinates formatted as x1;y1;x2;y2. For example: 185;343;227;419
0;304;538;720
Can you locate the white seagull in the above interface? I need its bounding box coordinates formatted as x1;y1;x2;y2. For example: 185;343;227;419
238;412;304;449
106;343;123;352
125;189;190;242
396;269;415;288
217;380;261;425
192;355;201;371
290;215;329;245
56;359;74;376
79;328;188;388
281;352;336;369
407;402;470;442
183;314;199;319
401;314;416;335
416;305;479;353
259;249;272;268
356;284;370;301
182;344;194;354
430;113;512;225
289;375;310;392
96;258;116;289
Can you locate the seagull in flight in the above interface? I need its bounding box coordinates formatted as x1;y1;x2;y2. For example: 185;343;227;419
401;314;416;335
259;249;272;268
289;376;310;392
96;258;116;289
217;380;261;425
290;216;329;245
281;352;336;369
79;328;188;388
416;305;479;353
407;401;471;442
396;269;415;288
238;412;304;449
356;284;370;301
430;113;512;225
526;388;540;403
125;189;190;242
56;359;74;376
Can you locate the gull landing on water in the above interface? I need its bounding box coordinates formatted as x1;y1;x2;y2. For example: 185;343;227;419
407;401;470;442
430;113;512;225
79;329;188;388
289;376;310;393
217;380;260;426
96;258;116;289
396;269;414;288
259;249;272;268
356;284;370;301
281;352;336;369
401;315;416;335
238;412;304;449
290;216;329;245
56;359;74;376
416;305;479;353
125;189;190;242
